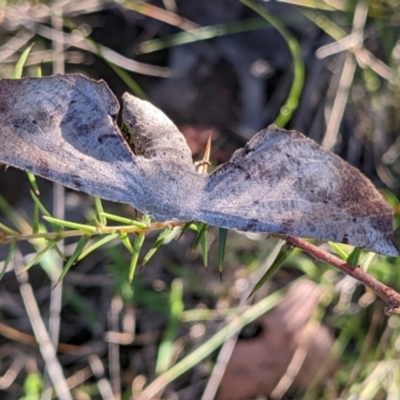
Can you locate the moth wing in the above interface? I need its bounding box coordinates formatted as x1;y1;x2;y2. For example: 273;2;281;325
0;75;143;206
198;126;398;256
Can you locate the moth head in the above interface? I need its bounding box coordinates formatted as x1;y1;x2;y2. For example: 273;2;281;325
121;93;179;157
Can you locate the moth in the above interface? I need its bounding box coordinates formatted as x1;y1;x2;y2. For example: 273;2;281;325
0;74;397;256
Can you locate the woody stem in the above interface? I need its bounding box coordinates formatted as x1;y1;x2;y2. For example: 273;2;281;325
285;235;400;315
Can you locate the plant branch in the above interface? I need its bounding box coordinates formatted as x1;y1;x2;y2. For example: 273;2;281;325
0;221;185;243
285;235;400;315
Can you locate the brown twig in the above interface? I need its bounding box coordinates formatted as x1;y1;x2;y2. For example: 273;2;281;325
285;236;400;315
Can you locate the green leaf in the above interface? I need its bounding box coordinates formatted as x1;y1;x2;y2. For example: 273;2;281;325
43;216;97;233
177;221;193;241
1;241;17;279
347;247;362;267
34;65;42;78
191;223;208;252
77;233;119;261
129;232;146;285
56;236;91;284
142;226;173;267
0;221;18;235
99;212;148;228
200;226;208;268
241;0;304;127
31;198;39;233
30;191;52;218
22;240;59;273
218;228;228;278
26;172;40;195
12;43;34;79
248;243;294;299
360;252;376;272
119;232;134;253
328;242;348;261
94;198;107;226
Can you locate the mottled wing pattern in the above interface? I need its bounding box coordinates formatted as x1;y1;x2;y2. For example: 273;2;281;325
198;126;398;256
0;75;143;206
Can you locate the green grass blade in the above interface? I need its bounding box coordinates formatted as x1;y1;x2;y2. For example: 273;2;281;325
0;194;32;233
0;221;18;235
22;240;59;273
143;288;285;397
129;233;146;285
1;241;17;279
137;19;271;54
30;191;62;234
142;226;173;267
248;243;294;299
12;43;34;79
56;236;91;284
106;62;147;99
156;279;184;374
241;0;304;127
30;191;52;218
77;233;119;261
31;198;39;233
200;227;208;268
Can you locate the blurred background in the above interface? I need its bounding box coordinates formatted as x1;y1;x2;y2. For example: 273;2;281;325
1;0;400;399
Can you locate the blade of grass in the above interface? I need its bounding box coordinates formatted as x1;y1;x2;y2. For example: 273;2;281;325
141;287;285;399
129;233;146;285
200;227;208;268
156;279;184;374
56;236;91;284
77;233;120;261
1;241;17;278
32;198;40;233
0;195;32;234
241;0;305;127
12;43;34;79
0;221;19;235
142;226;173;267
30;191;62;232
106;62;147;99
22;240;59;273
137;19;272;54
